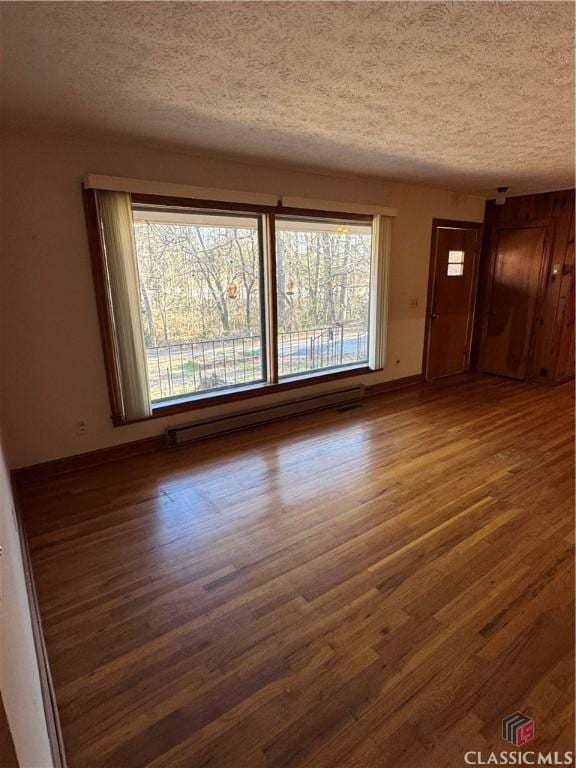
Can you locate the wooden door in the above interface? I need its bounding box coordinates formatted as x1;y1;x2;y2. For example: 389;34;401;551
425;221;481;380
554;234;575;382
483;226;547;380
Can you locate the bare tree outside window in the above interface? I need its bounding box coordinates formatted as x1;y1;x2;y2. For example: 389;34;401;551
276;218;371;377
133;210;264;401
133;208;372;403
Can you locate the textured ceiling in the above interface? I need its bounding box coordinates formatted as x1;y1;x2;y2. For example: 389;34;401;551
1;1;574;194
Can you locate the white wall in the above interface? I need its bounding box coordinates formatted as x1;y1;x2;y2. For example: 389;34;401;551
0;128;484;468
0;437;54;767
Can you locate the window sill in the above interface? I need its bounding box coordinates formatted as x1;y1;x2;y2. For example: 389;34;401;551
123;365;373;424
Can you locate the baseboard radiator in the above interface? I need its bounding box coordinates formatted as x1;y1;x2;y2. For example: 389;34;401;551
165;384;365;447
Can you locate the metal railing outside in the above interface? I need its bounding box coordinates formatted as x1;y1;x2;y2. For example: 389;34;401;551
147;324;368;402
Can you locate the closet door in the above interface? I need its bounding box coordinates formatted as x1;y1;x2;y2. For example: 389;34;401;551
483;225;547;380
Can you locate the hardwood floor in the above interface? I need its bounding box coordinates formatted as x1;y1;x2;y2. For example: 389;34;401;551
16;376;575;768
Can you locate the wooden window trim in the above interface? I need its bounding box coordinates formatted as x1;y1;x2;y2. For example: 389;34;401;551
131;193;373;222
85;187;375;426
137;365;370;424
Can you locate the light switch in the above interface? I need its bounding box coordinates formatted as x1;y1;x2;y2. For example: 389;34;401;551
409;297;419;308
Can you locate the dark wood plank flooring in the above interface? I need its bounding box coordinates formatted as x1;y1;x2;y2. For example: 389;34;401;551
17;377;575;767
0;698;18;768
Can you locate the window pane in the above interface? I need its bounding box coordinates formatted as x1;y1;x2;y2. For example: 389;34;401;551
132;208;265;403
275;217;372;377
448;250;465;264
447;263;464;276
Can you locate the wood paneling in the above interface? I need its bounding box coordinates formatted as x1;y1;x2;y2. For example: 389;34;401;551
555;203;575;382
470;200;498;372
527;192;575;381
475;189;575;384
483;225;547;379
16;377;575;768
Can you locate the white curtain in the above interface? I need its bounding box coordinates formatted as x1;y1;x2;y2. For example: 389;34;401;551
368;215;392;371
96;190;152;421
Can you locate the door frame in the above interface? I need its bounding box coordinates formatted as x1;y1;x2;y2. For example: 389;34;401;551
477;217;554;379
422;218;483;381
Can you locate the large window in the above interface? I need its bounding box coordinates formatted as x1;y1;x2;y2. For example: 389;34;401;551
86;186;390;424
132;208;266;403
276;217;371;377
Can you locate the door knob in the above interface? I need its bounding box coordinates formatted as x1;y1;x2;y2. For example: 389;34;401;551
431;313;439;320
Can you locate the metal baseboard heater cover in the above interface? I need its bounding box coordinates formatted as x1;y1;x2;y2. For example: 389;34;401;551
166;385;365;447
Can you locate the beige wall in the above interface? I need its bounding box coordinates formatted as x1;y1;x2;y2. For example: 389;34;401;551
0;437;54;766
0;128;484;469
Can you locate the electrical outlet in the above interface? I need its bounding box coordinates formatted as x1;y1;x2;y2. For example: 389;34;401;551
77;420;87;435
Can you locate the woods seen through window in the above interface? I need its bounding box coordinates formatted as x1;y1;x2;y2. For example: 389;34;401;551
88;188;386;423
132;207;372;405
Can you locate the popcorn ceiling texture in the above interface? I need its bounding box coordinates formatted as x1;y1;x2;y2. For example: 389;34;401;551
1;1;574;194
